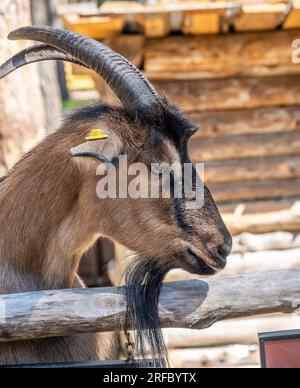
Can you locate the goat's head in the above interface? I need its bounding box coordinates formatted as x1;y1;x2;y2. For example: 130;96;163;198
0;26;232;365
67;101;232;277
1;26;232;275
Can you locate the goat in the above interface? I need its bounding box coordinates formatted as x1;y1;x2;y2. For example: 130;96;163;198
0;26;232;366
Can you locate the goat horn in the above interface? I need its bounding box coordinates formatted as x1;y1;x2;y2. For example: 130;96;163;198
7;26;161;118
0;43;85;79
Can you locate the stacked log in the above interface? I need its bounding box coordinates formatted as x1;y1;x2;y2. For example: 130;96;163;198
144;30;300;235
59;11;300;367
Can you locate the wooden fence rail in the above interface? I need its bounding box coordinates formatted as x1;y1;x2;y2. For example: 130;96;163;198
0;269;299;343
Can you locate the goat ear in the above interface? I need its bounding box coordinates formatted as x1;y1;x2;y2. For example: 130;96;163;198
70;135;119;166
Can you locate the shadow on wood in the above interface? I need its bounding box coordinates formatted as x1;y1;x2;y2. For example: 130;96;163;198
0;269;299;343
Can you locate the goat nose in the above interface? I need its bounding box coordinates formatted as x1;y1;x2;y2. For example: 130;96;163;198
218;239;232;259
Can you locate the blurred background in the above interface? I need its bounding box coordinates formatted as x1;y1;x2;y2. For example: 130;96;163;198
1;0;300;368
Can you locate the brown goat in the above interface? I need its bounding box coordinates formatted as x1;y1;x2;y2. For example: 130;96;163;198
0;26;232;366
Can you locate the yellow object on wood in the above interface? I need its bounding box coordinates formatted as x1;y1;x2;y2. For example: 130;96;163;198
233;3;287;31
64;63;95;91
283;0;300;29
135;13;171;38
62;14;125;40
182;12;223;35
66;74;96;91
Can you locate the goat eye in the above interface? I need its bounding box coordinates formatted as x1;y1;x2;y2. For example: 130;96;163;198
151;165;162;175
188;127;198;138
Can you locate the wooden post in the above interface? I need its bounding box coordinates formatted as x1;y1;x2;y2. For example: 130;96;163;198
0;0;47;177
0;269;299;343
30;0;62;133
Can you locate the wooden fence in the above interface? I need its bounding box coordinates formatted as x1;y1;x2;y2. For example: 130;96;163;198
0;269;299;343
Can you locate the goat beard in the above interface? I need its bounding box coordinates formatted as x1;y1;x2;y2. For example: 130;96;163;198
124;255;172;368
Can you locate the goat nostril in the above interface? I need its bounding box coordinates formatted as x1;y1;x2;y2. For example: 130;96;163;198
218;245;230;260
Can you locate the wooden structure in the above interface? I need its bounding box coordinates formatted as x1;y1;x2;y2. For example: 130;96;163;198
146;28;300;235
0;269;299;343
58;1;300;37
57;0;300;368
0;0;61;178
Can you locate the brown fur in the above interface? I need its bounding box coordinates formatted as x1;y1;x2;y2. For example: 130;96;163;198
0;99;232;365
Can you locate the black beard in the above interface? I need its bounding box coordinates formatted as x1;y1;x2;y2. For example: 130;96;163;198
124;256;172;368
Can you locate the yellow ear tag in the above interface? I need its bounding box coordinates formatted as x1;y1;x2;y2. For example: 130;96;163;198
85;129;109;141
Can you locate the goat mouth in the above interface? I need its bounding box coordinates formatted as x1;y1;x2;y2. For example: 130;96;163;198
181;249;217;275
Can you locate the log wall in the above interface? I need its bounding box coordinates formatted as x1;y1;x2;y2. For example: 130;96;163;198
145;30;300;233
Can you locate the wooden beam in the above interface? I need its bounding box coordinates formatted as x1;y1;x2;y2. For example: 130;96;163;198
219;198;298;215
165;314;300;348
109;233;300;285
224;247;300;276
190;132;300;162
58;1;241;17
232;3;287;32
0;0;49;174
181;11;226;35
135;13;171;38
223;203;300;235
0;270;300;342
153;75;300;112
169;345;259;368
190;107;300;138
166;247;300;282
62;14;125;40
145;31;300;80
233;231;300;253
283;0;300;30
205;156;300;184
210;179;300;202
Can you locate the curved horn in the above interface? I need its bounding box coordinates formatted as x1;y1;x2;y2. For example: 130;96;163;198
0;44;85;80
7;26;161;117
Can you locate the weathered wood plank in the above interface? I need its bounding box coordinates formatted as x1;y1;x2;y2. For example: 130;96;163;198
219;198;298;215
169;345;259;368
145;31;300;80
283;0;300;29
62;13;125;40
181;11;226;35
116;247;300;284
165;314;300;348
153;76;300;112
165;247;300;283
190;132;300;161
205;156;300;184
0;270;299;342
232;3;287;32
135;13;171;38
109;233;300;286
30;0;62;133
224;247;300;276
210;179;300;202
0;0;47;175
58;1;241;17
223;202;300;235
224;182;298;206
233;231;300;253
191;107;300;138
